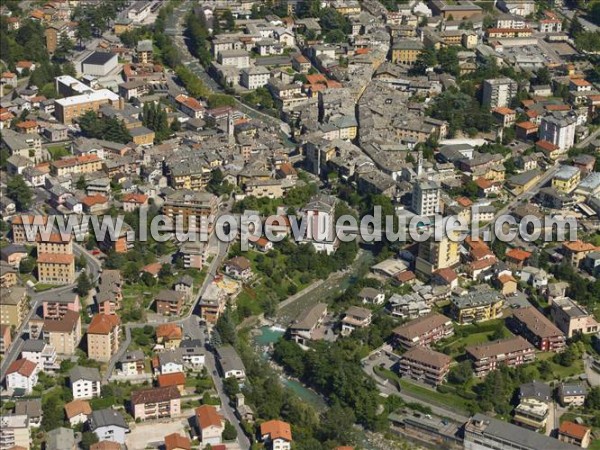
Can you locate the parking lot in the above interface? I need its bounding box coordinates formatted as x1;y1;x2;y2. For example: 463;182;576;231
126;418;189;450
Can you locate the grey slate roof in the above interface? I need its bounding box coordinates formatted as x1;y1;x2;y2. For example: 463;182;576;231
69;366;101;383
89;408;128;430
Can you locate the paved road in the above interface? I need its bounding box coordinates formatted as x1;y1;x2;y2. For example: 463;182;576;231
559;8;599;32
166;3;292;140
0;242;101;381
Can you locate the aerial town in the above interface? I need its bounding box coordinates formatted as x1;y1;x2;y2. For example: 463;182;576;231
0;0;600;449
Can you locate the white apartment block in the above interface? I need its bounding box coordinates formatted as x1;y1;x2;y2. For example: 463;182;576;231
240;67;271;90
412;180;440;217
540;113;576;152
482;78;518;109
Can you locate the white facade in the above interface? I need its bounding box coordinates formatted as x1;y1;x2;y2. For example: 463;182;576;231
21;344;58;372
6;370;38;394
160;361;184;374
93;425;128;444
540;114;576;152
72;378;101;400
240;68;271;90
0;415;30;450
482;78;518;109
412;180;440;216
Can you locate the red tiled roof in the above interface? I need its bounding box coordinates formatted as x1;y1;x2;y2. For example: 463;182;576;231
260;420;292;442
157;372;186;388
156;323;182;340
7;358;37;377
559;421;590;440
87;313;120;334
122;193;148;204
82;194;108;208
516;121;538;130
195;405;222;430
506;248;532;261
164;433;191;450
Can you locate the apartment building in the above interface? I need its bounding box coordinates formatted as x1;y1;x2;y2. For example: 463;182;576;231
1;286;28;329
411;180;440;216
179;241;208;270
195;405;224;447
21;339;58;372
0;415;30;450
450;287;504;324
42;291;80;320
551;297;599;338
510;307;566;352
482;78;518;108
50;154;102;176
415;233;460;278
0;324;11;355
87;314;120;362
43;310;82;355
398;346;452;386
539;112;577;153
391;39;423;65
37;233;75;285
392;313;454;349
155;290;185;316
289;303;329;347
54;89;121;124
552;165;581;193
95;269;123;315
340;306;372;336
562;240;599;269
513;399;549;430
162;190;219;234
466;336;536;377
130;386;181;421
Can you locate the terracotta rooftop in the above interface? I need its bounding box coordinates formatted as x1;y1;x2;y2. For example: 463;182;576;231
195;405;222;430
164;433;191;450
558;421;590;440
7;358;37;378
157;372;186;388
563;240;598;253
466;336;534;360
506;248;532;262
156;323;182;340
88;313;120;335
260;419;293;442
37;253;74;265
64;399;92;419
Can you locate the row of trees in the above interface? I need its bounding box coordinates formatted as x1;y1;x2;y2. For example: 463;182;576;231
141;102;171;143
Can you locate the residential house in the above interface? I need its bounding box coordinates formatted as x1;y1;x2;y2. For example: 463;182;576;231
69;366;101;400
118;350;145;376
223;256;252;281
88;409;129;444
6;359;39;394
289;302;329;346
358;287;385;305
558;383;587;407
260;420;293;450
513;399;549;431
157;372;186;394
0;414;30;450
562;240;598;269
558;421;592;448
64;399;92;426
195;405;224;446
164;433;191;450
156;323;183;350
15;398;42;428
450;287;504;324
20;339;58;372
155;350;184;375
216;345;246;381
340;306;372;336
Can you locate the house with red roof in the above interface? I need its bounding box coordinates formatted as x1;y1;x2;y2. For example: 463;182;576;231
164;433;191;450
6;358;39;394
260;419;293;450
195;405;224;446
121;193;148;212
505;248;532;269
558;421;591;448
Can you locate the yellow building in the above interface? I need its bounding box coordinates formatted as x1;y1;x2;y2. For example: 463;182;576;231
333;0;361;15
415;228;460;278
451;288;504;324
54;89;121;124
391;40;424;65
507;170;541;195
0;286;28;329
113;18;133;35
50;154;103;176
130;126;155;145
552;165;581;193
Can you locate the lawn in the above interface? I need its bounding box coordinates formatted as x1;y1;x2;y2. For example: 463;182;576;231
48;144;71;160
35;283;60;292
375;366;472;415
536;352;584;379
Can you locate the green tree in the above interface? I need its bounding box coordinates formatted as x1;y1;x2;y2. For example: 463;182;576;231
223;376;240;398
76;272;93;296
222;9;235;31
7;175;33;211
54;31;74;62
80;431;99;450
222;421;237;441
76;175;87;191
216;307;237;346
536;67;551;85
19;257;36;274
448;361;473;385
